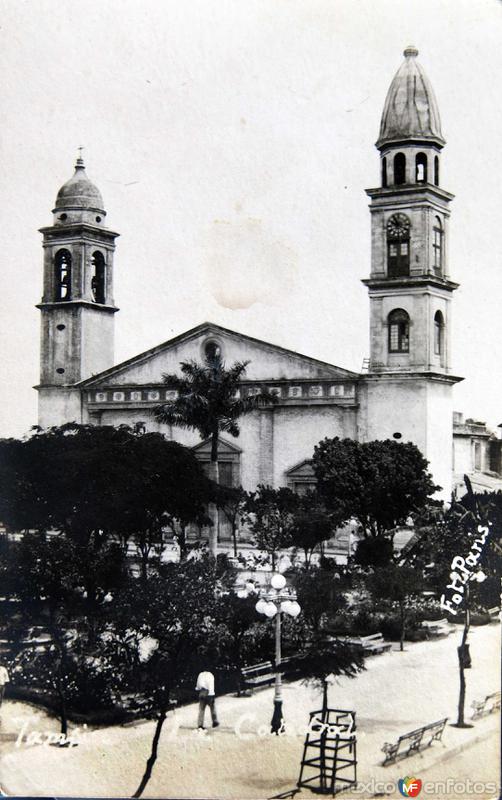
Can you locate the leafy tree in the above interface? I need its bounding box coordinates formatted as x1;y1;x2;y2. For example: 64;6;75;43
244;485;299;569
293;567;348;637
407;491;500;598
313;438;438;540
105;558;226;797
5;530;129;731
353;536;394;568
289;492;338;567
407;485;500;726
365;564;425;651
215;485;249;557
0;424;212;581
296;638;365;720
153;357;276;557
0;535;20;606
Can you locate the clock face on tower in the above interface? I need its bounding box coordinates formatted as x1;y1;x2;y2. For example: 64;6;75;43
387;213;411;240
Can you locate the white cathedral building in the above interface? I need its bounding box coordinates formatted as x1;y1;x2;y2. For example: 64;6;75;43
37;47;463;505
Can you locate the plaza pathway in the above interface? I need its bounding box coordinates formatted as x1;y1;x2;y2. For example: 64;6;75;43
0;623;499;799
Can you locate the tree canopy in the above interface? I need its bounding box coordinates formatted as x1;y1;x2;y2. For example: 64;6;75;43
289;492;338;567
244;485;299;568
313;438;439;539
0;423;212;547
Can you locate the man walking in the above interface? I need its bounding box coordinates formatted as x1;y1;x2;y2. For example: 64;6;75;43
196;669;219;730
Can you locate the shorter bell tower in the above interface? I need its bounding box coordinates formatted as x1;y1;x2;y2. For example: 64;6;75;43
360;48;462;497
36;155;119;427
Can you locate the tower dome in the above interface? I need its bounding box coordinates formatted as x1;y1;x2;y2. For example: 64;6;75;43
55;156;105;212
377;47;445;149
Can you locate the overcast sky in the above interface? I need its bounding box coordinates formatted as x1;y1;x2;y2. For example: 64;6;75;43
1;0;501;438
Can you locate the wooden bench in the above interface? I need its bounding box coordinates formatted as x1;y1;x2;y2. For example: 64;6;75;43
343;633;392;655
421;618;453;638
382;717;448;765
471;691;501;719
240;661;276;693
487;607;500;623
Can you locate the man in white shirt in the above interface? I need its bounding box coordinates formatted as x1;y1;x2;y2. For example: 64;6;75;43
196;669;219;729
0;662;10;709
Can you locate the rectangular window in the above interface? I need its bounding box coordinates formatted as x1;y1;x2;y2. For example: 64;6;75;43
388;240;410;277
389;322;409;353
474;442;482;471
433;230;442;271
219;462;235;487
293;481;316;496
201;461;236;487
389;324;399;351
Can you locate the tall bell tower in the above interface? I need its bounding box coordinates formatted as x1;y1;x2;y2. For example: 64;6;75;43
36;155;119;427
360;47;462;497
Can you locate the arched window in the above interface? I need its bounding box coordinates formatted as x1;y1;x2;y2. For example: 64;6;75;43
394;153;406;185
54;249;72;301
387;213;411;277
415;153;427;183
91;251;106;304
388;309;410;353
432;216;443;274
434;310;444;355
434;156;439;186
382;157;387;188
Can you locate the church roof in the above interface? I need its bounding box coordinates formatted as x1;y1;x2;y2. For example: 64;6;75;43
76;321;360;388
377;46;445;148
55;157;105;211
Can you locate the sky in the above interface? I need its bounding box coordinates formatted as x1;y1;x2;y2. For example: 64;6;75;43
1;0;502;438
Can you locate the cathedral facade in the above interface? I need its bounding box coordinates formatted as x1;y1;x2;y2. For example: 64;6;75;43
36;48;461;500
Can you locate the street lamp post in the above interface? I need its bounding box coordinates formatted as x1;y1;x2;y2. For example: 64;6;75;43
255;573;301;733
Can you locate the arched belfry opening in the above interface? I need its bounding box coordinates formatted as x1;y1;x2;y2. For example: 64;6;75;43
394;153;406;185
382;157;388;188
54;249;72;301
415;153;427;183
91;251;106;304
434;310;444;355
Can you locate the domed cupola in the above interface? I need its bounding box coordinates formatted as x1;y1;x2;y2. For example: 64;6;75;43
377;47;445;149
375;48;447;190
53;155;106;226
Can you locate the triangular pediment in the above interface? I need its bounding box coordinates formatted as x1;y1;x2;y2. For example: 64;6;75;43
192;437;242;456
286;459;315;478
77;322;359;388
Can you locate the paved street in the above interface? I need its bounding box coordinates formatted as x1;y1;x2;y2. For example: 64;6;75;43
0;623;499;799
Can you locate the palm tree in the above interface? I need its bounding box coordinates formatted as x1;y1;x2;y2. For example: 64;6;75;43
153;356;276;557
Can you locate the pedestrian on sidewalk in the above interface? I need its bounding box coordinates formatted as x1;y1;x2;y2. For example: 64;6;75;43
0;662;10;710
196;669;219;730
